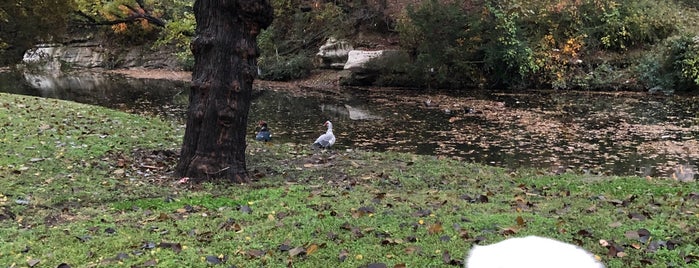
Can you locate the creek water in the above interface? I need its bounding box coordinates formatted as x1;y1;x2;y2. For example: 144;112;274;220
1;70;698;179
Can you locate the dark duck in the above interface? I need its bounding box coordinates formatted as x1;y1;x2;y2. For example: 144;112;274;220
255;121;271;141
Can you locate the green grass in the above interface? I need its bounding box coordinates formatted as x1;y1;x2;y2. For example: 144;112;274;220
0;93;697;267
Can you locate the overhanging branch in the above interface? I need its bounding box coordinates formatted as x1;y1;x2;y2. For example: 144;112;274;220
73;2;166;28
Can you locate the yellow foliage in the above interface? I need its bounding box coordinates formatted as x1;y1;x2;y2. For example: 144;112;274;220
112;23;127;33
118;5;131;15
140;19;151;30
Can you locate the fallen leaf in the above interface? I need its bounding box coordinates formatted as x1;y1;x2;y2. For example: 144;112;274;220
238;205;252;214
115;252;129;260
440;235;450;242
27;259;40;267
158;242;183;254
608;221;622;228
141;241;156;250
412;209;431;217
205;255;222;264
500;227;518;235
338;249;349;262
289;246;305;257
427;222;443;234
306;243;319;255
405;246;421;255
247;249;266;258
142;259;157;267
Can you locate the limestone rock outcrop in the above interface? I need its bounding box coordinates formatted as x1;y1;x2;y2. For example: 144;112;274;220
316;38;353;69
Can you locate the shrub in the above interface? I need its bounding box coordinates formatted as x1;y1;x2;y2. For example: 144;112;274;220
665;35;699;91
586;0;679;51
635;35;699;92
258;53;313;81
367;51;422;88
635;47;674;92
480;6;538;89
396;0;481;89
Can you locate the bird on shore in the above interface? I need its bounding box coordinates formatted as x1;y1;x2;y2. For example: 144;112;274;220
312;120;335;149
255;121;271;142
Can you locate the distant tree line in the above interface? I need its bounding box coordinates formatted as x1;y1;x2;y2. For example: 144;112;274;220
2;0;699;91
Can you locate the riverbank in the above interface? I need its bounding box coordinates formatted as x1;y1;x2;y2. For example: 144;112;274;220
107;67;343;94
1;92;697;267
100;67;699;178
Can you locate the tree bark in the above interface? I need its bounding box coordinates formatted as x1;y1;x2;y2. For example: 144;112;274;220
176;0;273;183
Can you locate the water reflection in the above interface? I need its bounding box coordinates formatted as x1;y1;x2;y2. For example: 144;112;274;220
1;70;697;179
1;70;189;121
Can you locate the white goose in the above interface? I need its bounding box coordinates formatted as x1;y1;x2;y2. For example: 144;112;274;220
313;121;335;149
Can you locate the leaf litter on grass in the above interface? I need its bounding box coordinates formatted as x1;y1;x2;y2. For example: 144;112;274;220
1;94;698;267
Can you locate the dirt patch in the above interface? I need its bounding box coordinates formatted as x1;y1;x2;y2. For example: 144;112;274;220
108;68;191;81
107;68;343;94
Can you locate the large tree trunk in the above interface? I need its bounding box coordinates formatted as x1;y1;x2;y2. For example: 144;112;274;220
176;0;273;183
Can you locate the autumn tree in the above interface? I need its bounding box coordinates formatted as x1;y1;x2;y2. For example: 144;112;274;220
175;0;273;183
0;0;73;65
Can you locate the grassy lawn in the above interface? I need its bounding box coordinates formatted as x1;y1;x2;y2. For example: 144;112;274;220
0;93;697;267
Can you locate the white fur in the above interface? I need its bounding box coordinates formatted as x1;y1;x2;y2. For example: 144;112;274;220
465;236;604;268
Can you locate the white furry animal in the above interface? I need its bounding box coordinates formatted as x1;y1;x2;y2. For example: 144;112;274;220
465;236;604;268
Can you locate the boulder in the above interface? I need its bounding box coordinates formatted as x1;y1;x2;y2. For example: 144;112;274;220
340;50;410;86
316;38;353;69
23;42;181;70
343;50;407;71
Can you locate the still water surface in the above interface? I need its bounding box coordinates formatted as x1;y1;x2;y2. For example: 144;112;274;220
1;70;698;179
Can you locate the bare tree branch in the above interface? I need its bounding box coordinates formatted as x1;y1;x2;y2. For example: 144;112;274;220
73;2;166;28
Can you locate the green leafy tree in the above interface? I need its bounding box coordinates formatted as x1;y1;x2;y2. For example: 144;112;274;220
0;0;73;65
481;5;537;88
153;0;195;69
665;35;699;91
398;0;480;88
